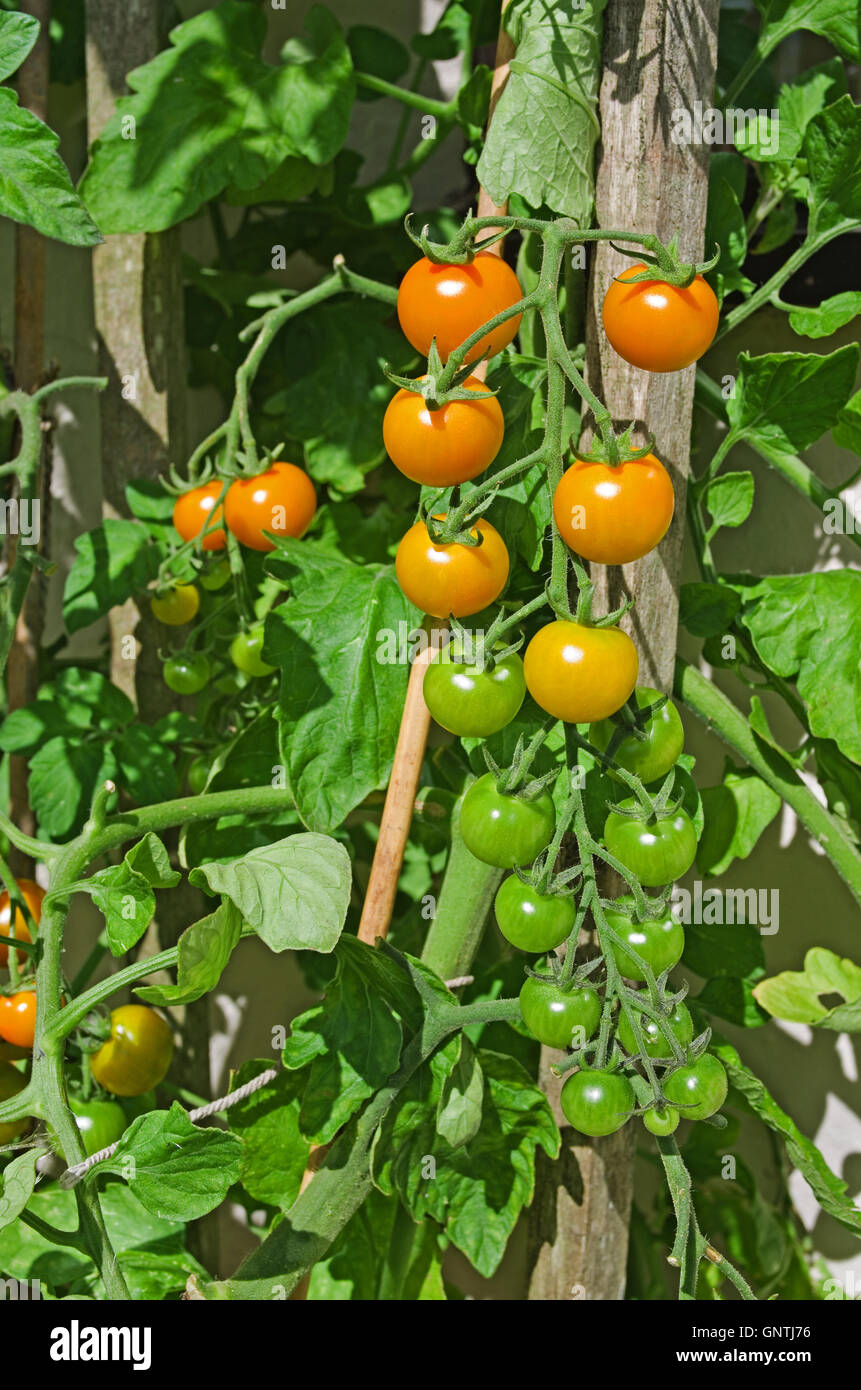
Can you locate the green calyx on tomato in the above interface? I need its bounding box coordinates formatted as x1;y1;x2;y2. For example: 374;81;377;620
603;799;697;887
163;652;211;695
459;773;555;869
616;1001;693;1059
603;900;685;981
89;1005;174;1098
590;687;684;785
663;1053;728;1121
560;1068;635;1137
230;625;275;678
424;646;526;738
494;875;575;952
519;973;601;1050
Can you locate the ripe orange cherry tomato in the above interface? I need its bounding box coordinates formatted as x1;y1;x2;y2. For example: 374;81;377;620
553;453;675;565
224;461;316;552
0;991;36;1049
523;620;638;723
602;265;719;373
172;482;226;552
383;376;504;487
395;516;509;619
0;878;43;967
397;253;523;364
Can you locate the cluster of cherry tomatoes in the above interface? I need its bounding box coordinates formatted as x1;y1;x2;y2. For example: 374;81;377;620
387;243;724;1139
0;875;173;1154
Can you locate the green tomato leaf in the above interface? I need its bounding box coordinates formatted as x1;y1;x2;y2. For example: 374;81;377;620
28;736;117;839
0;1148;43;1233
436;1034;484;1149
75;860;157;956
477;0;604;217
753;947;861;1028
788;291;861;339
776;58;848;142
682;916;765;982
804;96;861;238
124;832;181;890
755;0;861;62
705;171;753;302
0;87;101;244
266;542;417;833
283;936;419;1144
137;901;242;1007
678;581;741;638
80;0;354;234
114;724;179;806
735;570;861;763
347;24;408;98
0;11;39;81
833;387;861;454
264;300;411;493
694;976;769;1029
89;1104;243;1223
190;831;351;954
697;761;782;877
227;1060;310;1210
710;1030;861;1234
63;519;162;634
726;345;859;462
704;471;755;531
372;1046;559;1278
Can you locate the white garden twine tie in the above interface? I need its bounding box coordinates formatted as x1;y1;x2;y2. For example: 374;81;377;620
60;1067;279;1188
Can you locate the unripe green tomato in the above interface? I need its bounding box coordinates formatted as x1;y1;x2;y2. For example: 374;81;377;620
198;558;232;591
560;1068;635;1137
188;755;210;794
494;876;576;952
49;1097;127;1158
616;1001;693;1058
230;625;275;677
643;1105;679;1136
519;975;601;1050
423;649;526;737
663;1053;728;1121
590;687;684;784
604;902;685;981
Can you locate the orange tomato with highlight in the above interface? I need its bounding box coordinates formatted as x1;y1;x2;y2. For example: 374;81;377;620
224;462;316;552
395;516;509;619
0;991;36;1049
523;620;638;723
553;453;675;565
397;253;523;364
383;376;504;486
602;265;719;372
172;482;226;551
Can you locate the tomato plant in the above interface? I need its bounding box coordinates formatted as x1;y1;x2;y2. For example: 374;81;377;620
0;0;856;1316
